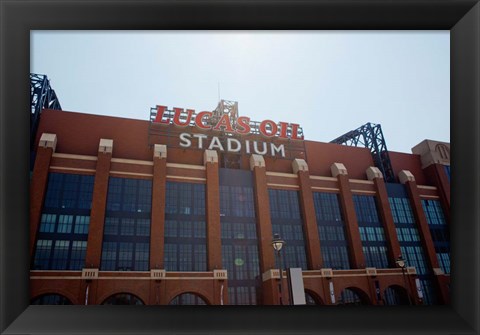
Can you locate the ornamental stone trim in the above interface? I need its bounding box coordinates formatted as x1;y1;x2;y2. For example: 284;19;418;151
321;268;333;278
150;269;166;279
81;268;99;279
204;149;218;165
213;269;228;280
154;144;167;159
39;133;57;152
250;154;266;170
292;158;309;174
99;138;113;154
366;166;383;180
399;170;415;184
331;163;348;177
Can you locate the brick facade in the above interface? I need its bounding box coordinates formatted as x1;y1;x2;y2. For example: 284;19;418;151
30;109;450;305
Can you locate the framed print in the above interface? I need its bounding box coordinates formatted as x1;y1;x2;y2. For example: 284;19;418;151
1;1;479;334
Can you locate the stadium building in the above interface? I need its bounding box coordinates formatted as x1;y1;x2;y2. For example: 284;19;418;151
29;99;450;306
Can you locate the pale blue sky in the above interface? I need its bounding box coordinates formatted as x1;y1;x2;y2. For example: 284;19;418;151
31;31;450;153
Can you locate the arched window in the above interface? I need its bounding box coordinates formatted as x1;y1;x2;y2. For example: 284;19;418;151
169;293;207;305
31;293;72;305
304;291;322;305
102;293;144;305
338;287;369;305
383;285;410;305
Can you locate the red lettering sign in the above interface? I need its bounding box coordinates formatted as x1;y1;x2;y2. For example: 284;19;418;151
195;111;213;130
152;105;303;140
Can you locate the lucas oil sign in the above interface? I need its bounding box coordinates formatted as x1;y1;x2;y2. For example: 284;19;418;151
151;105;304;158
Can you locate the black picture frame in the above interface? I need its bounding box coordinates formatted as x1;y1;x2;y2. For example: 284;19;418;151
1;1;479;334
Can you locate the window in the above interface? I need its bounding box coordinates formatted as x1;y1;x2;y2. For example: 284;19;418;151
164;182;206;272
102;293;144;305
31;294;72;305
313;192;350;269
387;186;437;305
422;199;450;275
353;195;388;268
169;293;207;305
269;189;307;270
33;173;93;271
444;165;451;183
219;170;259;305
100;177;152;271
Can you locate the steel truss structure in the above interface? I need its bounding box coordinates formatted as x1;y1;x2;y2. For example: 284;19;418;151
330;122;395;183
30;73;62;148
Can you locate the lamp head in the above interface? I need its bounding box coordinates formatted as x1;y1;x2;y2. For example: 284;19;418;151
271;233;285;252
396;255;406;268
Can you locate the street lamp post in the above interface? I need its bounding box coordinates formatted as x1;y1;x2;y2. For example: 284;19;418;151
272;233;285;305
396;255;413;305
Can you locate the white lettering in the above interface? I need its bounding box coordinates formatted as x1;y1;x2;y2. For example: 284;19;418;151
179;133;192;147
193;133;208;149
253;141;267;155
208;136;225;151
178;133;289;158
245;140;250;154
227;138;242;152
270;143;285;158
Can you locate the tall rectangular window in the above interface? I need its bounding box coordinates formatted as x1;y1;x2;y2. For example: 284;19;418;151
313;192;350;269
33;173;94;270
387;183;437;305
269;189;308;270
163;182;207;272
422;199;450;275
100;177;152;271
444;165;450;183
220;168;260;305
353;195;389;268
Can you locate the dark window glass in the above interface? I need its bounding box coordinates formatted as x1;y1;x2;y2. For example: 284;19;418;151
74;216;90;234
31;294;72;305
313;192;350;269
106;177;152;213
169;293;207;305
164;182;206;272
444;165;450;183
51;240;70;270
269;189;308;270
353;195;388;268
422;199;450;275
70;241;87;270
220;175;259;305
102;293;144;305
43;173;94;210
33;239;53;270
387;186;438;305
384;286;409;305
39;214;56;233
339;288;366;305
100;177;152;271
33;173;93;270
